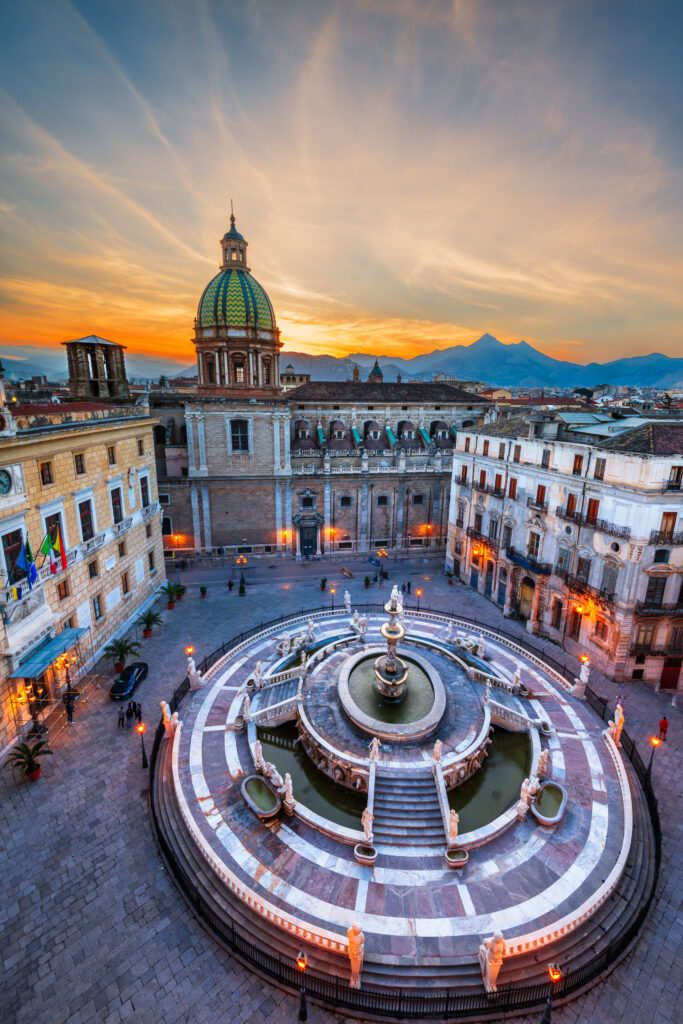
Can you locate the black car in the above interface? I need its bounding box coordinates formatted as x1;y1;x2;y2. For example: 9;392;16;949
109;662;149;701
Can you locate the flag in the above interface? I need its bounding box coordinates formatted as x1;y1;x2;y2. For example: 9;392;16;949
54;527;68;571
40;533;57;574
14;541;38;590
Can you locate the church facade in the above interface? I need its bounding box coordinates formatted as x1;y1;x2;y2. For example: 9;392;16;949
151;215;492;559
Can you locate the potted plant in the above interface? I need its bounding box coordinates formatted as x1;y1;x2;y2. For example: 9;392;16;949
4;739;53;781
446;571;454;586
320;576;327;591
160;582;178;609
175;583;187;601
103;637;141;673
136;609;162;638
200;585;207;599
364;575;371;588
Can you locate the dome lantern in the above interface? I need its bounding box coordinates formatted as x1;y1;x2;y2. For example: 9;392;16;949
220;205;248;271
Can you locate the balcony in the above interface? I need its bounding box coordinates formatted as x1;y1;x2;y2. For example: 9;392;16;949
142;500;161;520
664;480;683;491
114;516;133;535
629;643;683;657
635;601;683;616
505;546;552;575
553;566;615;605
527;496;549;513
83;531;107;554
555;507;631;540
472;481;505;498
649;530;683;546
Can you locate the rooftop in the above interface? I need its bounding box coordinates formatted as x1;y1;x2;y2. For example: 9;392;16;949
285;381;489;404
600;421;683;456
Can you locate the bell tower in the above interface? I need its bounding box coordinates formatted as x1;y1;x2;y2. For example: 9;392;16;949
62;335;130;400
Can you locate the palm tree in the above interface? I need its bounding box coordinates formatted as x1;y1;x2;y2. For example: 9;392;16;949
160;582;180;607
4;739;53;779
103;637;141;670
136;610;163;637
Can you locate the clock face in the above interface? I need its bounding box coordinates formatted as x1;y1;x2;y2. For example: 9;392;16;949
0;469;12;495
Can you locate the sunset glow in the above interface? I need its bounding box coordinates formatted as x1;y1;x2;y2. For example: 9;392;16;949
1;1;682;370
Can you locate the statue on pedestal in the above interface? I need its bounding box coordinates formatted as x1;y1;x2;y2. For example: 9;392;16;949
478;931;505;992
253;740;266;772
516;777;531;821
170;712;180;733
433;739;443;762
283;772;295;814
264;761;284;793
344;591;351;614
188;655;204;691
537;749;549;779
449;809;459;843
574;659;590;697
307;618;316;642
160;701;174;739
347;921;365;989
242;694;251;723
369;737;381;761
358;615;367;640
609;703;624;747
361;807;374;844
253;661;262;689
476;634;486;659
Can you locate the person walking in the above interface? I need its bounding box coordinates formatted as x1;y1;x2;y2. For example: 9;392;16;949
117;707;125;729
125;701;134;728
401;583;406;595
228;579;233;592
407;580;411;595
659;716;669;741
65;697;74;725
135;703;142;724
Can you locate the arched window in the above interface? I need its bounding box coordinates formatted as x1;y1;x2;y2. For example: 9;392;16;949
153;425;166;446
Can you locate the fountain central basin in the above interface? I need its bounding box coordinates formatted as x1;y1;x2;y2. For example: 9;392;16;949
338;646;446;741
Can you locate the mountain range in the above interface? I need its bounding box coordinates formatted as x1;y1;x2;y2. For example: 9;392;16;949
3;334;682;389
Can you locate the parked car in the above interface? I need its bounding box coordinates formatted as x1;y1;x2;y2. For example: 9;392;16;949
109;662;149;701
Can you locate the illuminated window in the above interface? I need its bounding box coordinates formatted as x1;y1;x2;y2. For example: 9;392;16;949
39;462;53;485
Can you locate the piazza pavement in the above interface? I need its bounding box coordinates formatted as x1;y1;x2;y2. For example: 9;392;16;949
1;554;680;1024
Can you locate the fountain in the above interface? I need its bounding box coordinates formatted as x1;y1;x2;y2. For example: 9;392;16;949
373;586;409;700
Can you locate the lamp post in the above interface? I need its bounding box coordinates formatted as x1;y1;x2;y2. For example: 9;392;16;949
137;722;148;770
296;950;308;1022
330;586;336;611
416;588;422;612
646;735;660;784
542;962;562;1022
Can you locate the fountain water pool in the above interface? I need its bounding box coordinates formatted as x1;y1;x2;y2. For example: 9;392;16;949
348;656;434;725
447;728;531;833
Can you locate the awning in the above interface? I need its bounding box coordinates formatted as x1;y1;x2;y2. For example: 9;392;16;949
9;628;88;679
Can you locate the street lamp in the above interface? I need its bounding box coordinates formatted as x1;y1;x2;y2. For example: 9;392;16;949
646;735;660;783
541;962;562;1022
137;722;148;770
296;950;308;1022
330;586;336;611
416;588;422;611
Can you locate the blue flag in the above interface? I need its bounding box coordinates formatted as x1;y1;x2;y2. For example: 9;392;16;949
14;540;38;590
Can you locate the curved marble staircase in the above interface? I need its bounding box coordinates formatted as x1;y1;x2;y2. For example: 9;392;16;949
372;768;446;847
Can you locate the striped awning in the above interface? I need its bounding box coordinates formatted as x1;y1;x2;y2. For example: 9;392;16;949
9;628;87;679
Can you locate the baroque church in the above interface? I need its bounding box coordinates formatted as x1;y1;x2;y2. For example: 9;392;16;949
149;213;493;558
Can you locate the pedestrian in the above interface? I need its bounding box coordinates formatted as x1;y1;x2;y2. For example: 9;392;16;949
659;716;668;741
401;583;406;594
407;580;411;594
135;703;142;723
65;698;74;725
228;579;233;592
117;707;125;729
126;701;134;728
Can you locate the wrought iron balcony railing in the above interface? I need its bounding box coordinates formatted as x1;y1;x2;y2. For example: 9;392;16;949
552;566;616;605
554;507;631;540
635;601;683;615
472;481;505;498
649;530;683;546
629;642;683;657
527;496;549;512
504;546;552;575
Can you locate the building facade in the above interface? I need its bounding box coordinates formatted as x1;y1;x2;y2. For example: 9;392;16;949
0;390;164;752
150;215;493;558
446;416;683;689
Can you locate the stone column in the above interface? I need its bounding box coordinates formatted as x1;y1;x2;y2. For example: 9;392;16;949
526;580;542;634
273;416;281;470
190;483;201;551
196;416;207;472
282;413;291;472
359;479;369;552
503;568;515;617
201;482;212;552
186;415;196;471
214;351;219;386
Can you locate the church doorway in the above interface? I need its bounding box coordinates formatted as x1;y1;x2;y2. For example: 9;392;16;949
299;525;317;558
518;577;535;620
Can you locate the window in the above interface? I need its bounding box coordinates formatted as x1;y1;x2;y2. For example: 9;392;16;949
93;594;103;621
159;493;170;505
513;445;521;463
483;440;489;456
645;577;666;605
231;419;249;452
460;466;468;484
45;512;62;546
57;579;70;601
39;462;53;485
107;446;116;465
541;449;551;468
586;498;600;523
145;523;152;539
494;473;502;493
474;512;483;533
566;493;577;517
528;532;540;558
74;453;86;475
653;549;669;564
377;495;388;507
78;499;95;542
88;560;98;579
572;454;583;476
148;550;155;572
118;541;126;558
502;524;512;549
577;556;591;582
263;362;271;385
140;476;150;508
464;437;471;452
632;668;644;679
568;609;582;640
636;623;655;647
535;484;546;506
339;496;352;508
412;494;424;505
234;364;245;384
137;439;144;456
594;458;606;481
594;619;609;642
110;487;123;525
557;547;570;572
162;517;172;536
488;518;499;540
660;512;677;537
61;616;75;630
667;465;682;489
456;505;465;528
302;496;314;510
479;470;486;487
121;571;130;595
508;478;517;500
2;529;26;583
601;563;619;594
499;443;505;459
551;599;563;629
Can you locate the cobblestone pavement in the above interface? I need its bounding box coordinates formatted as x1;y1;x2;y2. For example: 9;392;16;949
1;557;680;1024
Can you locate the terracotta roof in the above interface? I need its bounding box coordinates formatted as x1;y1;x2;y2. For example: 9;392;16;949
600;422;683;456
285;381;489;403
13;402;112;413
495;396;585;406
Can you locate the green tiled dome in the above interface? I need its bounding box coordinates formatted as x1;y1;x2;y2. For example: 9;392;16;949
197;269;275;330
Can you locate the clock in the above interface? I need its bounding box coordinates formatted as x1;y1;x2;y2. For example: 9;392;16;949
0;469;12;495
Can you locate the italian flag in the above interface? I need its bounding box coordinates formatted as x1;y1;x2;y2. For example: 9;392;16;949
41;528;67;573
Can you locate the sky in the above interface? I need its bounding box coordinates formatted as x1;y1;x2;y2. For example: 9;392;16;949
1;0;683;370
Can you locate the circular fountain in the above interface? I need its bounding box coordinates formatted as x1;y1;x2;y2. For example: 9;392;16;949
373;586;409;699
